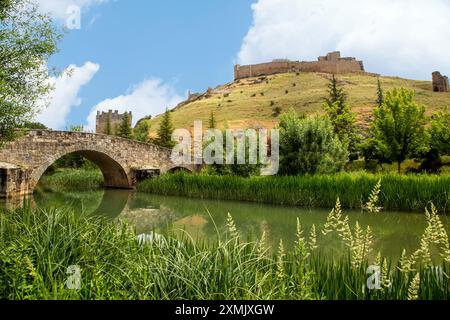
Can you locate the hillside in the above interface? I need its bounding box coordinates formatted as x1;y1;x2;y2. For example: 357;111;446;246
144;72;450;134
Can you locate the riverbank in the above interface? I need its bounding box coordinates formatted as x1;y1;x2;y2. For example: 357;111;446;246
38;169;103;192
137;172;450;213
0;204;448;300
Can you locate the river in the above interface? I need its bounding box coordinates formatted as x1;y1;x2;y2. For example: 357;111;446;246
2;187;447;260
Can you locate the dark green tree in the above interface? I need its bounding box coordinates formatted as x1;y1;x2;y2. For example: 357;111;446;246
418;109;450;173
155;109;175;148
324;74;347;110
0;0;61;143
134;121;151;143
376;78;384;107
370;88;429;173
20;121;47;130
429;110;450;155
117;112;133;139
323;75;359;159
209;111;216;129
278;109;348;175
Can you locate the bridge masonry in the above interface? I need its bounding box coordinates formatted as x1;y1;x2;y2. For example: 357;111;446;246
0;130;194;198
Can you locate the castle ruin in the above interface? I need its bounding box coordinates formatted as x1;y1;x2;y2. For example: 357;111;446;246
96;110;132;135
432;71;449;92
234;51;365;80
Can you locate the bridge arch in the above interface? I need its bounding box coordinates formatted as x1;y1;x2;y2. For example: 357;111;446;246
0;130;197;197
166;165;195;174
33;149;132;190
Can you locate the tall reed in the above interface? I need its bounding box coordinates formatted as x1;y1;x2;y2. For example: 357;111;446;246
1;200;449;300
137;172;450;213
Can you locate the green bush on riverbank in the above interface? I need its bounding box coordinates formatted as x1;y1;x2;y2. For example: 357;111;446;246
0;204;449;300
137;172;450;212
38;169;103;192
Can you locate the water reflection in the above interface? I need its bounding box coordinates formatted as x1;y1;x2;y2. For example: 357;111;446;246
2;188;447;260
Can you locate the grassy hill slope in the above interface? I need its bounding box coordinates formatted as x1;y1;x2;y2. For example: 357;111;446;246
144;72;450;134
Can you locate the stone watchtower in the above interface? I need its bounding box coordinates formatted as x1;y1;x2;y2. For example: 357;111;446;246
432;71;449;92
96;110;132;135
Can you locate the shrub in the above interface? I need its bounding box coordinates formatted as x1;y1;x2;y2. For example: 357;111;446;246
278;110;348;175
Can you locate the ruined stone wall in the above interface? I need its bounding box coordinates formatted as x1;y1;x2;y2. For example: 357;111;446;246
96;110;132;134
432;71;449;92
234;61;300;79
234;51;365;80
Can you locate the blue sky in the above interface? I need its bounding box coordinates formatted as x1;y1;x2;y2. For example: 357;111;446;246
39;0;254;129
35;0;450;130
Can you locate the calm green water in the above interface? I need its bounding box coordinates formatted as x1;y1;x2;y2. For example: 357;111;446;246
2;188;448;260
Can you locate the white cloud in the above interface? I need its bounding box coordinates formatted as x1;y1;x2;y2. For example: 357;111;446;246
86;79;184;131
238;0;450;80
36;0;108;20
36;62;100;129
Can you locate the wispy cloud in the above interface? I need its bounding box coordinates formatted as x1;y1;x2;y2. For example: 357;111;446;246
36;62;100;129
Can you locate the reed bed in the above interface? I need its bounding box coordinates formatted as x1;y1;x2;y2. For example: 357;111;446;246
137;172;450;212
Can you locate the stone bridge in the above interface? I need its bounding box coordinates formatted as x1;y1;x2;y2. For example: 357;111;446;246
0;130;194;198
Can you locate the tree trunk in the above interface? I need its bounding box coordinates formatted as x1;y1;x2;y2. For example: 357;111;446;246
397;161;401;174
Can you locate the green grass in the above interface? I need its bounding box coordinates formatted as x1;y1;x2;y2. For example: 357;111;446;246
0;204;448;300
38;169;104;192
137;172;450;213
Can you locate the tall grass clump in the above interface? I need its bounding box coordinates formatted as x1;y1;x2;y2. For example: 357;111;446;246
1;200;449;300
0;204;316;300
38;169;104;192
137;172;450;213
310;200;450;300
1;195;449;300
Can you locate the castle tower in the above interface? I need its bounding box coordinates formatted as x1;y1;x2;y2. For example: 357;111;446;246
96;110;133;135
432;71;449;92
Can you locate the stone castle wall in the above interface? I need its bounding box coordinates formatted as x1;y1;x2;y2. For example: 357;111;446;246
234;51;365;80
96;110;132;134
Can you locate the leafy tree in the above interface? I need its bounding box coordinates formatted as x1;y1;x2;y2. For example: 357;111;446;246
369;88;428;173
209;111;216;129
278;110;349;175
20;121;47;130
0;0;61;143
418;109;450;173
429;109;450;156
155;109;175;148
376;78;384;107
117;112;133;139
134;121;151;143
204;131;262;177
323;75;359;159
